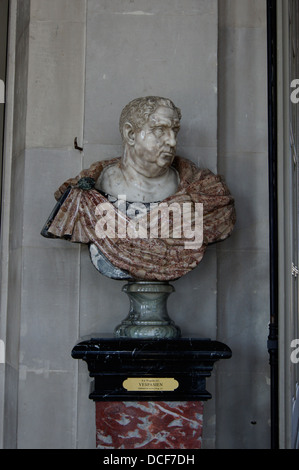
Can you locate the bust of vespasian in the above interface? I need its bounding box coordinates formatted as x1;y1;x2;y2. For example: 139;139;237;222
96;96;182;203
42;96;236;281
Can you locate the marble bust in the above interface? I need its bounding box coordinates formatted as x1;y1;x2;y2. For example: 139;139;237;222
42;96;236;282
96;97;181;203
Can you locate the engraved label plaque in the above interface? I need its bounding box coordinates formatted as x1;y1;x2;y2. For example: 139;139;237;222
123;378;179;392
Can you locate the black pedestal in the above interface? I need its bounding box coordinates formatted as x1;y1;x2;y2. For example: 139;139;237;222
72;337;232;402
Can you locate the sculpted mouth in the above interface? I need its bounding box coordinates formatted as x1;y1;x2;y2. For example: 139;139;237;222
161;151;174;158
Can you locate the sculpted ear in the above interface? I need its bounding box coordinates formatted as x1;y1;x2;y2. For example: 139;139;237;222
123;122;135;146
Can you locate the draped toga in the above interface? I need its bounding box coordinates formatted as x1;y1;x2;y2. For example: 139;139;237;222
42;156;236;281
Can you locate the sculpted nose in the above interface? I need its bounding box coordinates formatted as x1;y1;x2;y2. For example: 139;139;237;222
166;130;176;148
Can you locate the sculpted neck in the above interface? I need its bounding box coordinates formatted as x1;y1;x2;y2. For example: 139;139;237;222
96;150;179;203
120;163;176;203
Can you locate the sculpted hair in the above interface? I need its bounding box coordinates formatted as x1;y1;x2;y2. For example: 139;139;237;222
119;96;182;142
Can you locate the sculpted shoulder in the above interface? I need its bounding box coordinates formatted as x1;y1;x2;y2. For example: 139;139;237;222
95;163;124;196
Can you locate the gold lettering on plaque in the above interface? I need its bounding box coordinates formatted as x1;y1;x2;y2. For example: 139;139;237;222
123;378;179;392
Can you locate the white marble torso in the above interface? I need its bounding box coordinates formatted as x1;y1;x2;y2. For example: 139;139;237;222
95;163;179;203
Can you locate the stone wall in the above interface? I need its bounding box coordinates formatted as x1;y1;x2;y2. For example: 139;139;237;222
0;0;270;449
216;0;270;448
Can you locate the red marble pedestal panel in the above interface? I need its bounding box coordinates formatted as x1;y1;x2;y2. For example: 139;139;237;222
96;401;203;449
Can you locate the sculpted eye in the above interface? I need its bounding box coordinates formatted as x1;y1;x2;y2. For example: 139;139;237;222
154;127;165;136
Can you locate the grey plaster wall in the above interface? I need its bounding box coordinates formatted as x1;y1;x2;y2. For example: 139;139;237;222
216;0;270;449
2;0;88;449
80;0;219;448
0;0;8;177
0;2;9;446
2;0;31;449
81;0;219;345
0;0;270;449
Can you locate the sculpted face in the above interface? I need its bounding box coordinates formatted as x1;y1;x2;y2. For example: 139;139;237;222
96;99;181;202
126;106;181;178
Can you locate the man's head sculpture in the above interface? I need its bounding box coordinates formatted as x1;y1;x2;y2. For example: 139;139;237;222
41;96;236;338
97;96;182;204
42;96;236;282
118;96;182;142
